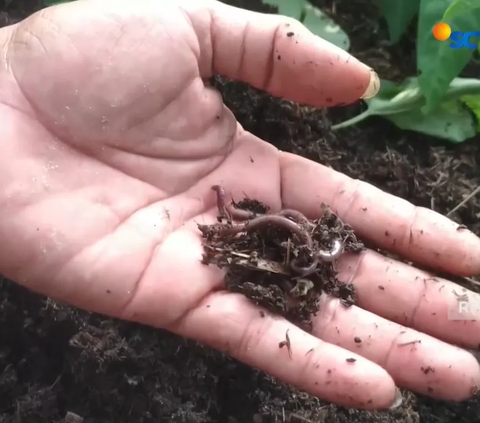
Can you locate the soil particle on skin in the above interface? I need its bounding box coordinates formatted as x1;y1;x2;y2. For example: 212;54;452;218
1;0;480;422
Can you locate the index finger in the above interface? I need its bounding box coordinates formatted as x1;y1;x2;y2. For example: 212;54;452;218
185;0;379;106
280;153;480;276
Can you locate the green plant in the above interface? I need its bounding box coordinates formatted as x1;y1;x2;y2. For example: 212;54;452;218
334;0;480;142
332;77;480;142
262;0;350;50
44;0;72;5
264;0;480;143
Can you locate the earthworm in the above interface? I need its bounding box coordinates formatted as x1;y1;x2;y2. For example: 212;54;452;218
277;209;311;226
213;213;313;275
210;185;345;276
215;214;313;249
289;238;345;276
211;185;256;220
211;185;310;225
290;256;319;276
317;238;344;262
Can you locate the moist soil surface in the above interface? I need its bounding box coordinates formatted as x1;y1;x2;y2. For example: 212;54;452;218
1;0;480;422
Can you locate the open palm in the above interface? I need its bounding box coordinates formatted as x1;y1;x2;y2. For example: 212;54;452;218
2;0;480;409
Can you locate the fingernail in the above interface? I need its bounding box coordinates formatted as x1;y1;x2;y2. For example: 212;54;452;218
388;388;403;409
361;68;380;99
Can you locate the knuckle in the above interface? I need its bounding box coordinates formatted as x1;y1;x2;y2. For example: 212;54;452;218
225;315;272;358
398;205;419;250
331;177;362;221
312;294;342;339
336;249;366;286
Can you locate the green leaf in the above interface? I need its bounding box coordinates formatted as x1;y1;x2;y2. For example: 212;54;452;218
44;0;72;5
385;99;476;142
262;0;305;21
363;78;425;114
331;78;424;129
302;3;350;50
444;0;480;21
332;77;480;142
461;94;480;130
417;0;479;113
263;0;350;50
378;0;420;44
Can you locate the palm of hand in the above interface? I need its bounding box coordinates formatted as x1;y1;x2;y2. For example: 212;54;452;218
2;0;480;410
3;0;269;318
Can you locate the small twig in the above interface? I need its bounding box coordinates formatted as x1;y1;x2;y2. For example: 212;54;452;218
460;276;480;289
207;248;291;275
447;186;480;217
398;339;421;347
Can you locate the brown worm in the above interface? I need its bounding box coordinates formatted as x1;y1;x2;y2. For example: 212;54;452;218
211;185;310;224
291;238;345;276
290;256;319;276
211;185;256;220
212;213;313;275
318;238;344;262
215;214;313;248
277;209;312;226
210;185;345;276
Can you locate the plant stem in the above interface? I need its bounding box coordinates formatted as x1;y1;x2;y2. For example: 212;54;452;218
444;79;480;101
331;110;371;129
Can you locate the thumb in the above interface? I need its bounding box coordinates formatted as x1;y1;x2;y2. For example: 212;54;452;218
185;0;379;106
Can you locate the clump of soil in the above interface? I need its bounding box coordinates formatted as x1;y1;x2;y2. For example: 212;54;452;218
199;187;362;330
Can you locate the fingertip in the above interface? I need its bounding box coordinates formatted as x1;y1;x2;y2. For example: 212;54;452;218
409;208;480;277
265;25;380;106
449;348;480;401
360;68;381;99
416;346;480;402
341;354;398;409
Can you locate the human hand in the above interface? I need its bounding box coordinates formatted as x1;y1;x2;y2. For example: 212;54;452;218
1;0;480;410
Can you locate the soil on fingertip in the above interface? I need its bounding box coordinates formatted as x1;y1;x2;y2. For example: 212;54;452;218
1;0;480;423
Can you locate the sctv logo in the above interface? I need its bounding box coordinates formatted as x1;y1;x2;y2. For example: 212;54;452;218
432;22;480;49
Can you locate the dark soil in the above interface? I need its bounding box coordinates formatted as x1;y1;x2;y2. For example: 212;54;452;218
1;0;480;422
